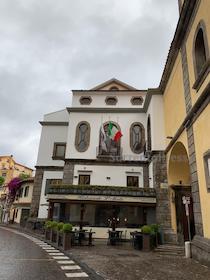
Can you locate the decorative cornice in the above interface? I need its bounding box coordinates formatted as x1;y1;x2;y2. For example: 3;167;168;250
72;90;145;93
39;121;69;126
64;158;148;166
35;166;64;171
159;0;198;93
67;107;145;113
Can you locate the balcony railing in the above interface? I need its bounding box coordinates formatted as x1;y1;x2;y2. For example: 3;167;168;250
48;184;156;197
96;146;123;161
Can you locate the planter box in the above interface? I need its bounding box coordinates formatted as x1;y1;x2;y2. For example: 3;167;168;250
50;229;58;243
45;229;51;241
57;231;63;247
142;233;154;252
63;232;72;250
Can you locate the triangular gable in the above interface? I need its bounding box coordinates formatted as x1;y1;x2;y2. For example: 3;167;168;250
90;78;137;91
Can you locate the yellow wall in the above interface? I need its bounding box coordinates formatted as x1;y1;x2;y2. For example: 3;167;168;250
193;104;210;238
185;0;210;105
163;0;210;240
163;52;186;142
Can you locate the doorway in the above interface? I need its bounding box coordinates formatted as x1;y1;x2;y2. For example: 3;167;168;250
168;142;195;244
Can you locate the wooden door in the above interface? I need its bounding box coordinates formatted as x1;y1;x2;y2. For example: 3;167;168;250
175;188;195;244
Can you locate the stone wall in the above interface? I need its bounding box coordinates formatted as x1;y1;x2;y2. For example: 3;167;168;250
152;151;177;243
30;168;44;218
192;235;210;266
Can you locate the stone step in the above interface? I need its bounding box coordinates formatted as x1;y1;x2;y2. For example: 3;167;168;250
154;244;185;256
156;246;184;251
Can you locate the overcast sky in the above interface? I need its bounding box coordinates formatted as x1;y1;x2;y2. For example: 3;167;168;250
0;0;179;169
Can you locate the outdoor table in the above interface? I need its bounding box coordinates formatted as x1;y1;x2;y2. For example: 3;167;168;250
72;230;95;246
107;230;123;245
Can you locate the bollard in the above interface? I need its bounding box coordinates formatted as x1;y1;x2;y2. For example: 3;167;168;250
185;241;191;258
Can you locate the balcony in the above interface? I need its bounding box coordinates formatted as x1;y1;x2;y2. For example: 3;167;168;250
96;146;123;161
48;184;156;198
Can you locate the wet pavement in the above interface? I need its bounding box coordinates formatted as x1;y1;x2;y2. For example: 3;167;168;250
0;227;67;280
1;226;210;280
69;241;210;280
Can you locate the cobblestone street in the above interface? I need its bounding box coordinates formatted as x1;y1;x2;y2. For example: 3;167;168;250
69;242;210;280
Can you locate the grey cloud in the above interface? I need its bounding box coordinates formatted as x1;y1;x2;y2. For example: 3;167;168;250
0;0;178;168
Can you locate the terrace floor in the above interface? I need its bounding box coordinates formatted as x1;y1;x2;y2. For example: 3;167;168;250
68;240;210;280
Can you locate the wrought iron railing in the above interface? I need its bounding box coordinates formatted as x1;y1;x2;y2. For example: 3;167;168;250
96;146;123;161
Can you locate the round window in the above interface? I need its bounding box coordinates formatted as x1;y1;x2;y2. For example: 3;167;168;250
105;96;118;105
79;96;92;105
131;97;143;105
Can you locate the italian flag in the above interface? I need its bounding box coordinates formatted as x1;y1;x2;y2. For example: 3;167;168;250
108;122;122;142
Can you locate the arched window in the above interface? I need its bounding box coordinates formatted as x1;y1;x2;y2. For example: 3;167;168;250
130;123;145;154
195;29;207;75
193;22;209;79
98;122;121;157
75;122;90;152
147;116;152;151
109;86;119;91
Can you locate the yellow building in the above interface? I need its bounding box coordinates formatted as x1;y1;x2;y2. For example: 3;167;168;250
0;155;33;210
161;0;210;264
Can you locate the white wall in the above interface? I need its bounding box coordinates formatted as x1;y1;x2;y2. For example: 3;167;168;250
37;109;69;166
66;112;147;160
73;164;144;187
38;171;63;219
147;95;166;151
36;125;68;166
44;109;69;122
72;91;147;108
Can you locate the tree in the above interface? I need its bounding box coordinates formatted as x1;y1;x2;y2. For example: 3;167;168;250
7;177;22;196
0;176;5;187
19;173;30;180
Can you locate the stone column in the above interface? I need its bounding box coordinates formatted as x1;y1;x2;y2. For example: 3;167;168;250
30;168;44;218
62;160;75;184
153;151;177;243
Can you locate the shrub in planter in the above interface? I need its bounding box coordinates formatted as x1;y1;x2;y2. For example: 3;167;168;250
63;223;73;232
44;220;52;240
62;223;73;250
57;222;64;231
141;225;153;252
50;221;58;243
57;222;64;247
150;224;160;247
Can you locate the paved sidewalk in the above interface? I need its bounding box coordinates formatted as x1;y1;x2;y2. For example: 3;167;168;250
69;242;210;280
2;225;210;280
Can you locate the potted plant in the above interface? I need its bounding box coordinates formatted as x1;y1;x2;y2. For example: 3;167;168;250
141;225;153;252
44;220;52;240
62;223;73;250
57;222;64;247
150;224;160;247
50;221;58;243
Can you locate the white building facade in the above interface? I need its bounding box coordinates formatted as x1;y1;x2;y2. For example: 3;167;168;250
31;79;170;239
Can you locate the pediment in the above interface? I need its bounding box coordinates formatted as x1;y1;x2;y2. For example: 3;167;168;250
90;78;137;91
